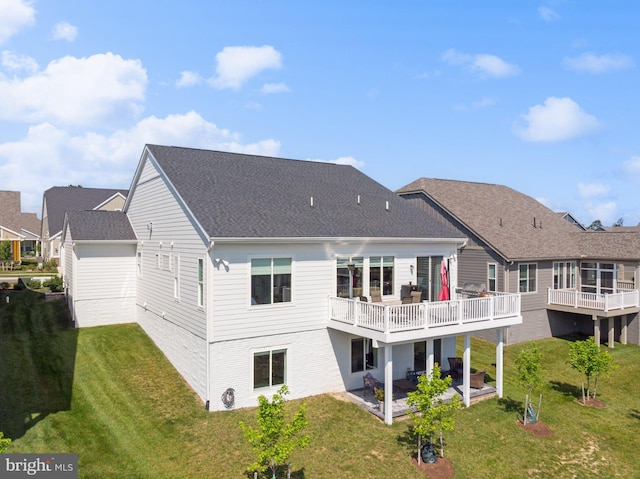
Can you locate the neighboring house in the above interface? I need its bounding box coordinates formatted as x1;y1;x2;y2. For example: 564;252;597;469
40;186;128;264
558;212;587;231
61;210;137;327
0;190;41;263
397;178;640;348
61;145;522;424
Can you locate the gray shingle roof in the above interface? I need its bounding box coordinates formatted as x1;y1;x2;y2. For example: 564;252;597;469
0;191;23;233
145;145;466;240
43;186;128;236
65;210;136;241
397;178;640;261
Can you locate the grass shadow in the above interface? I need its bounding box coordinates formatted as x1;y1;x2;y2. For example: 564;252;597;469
629;409;640;420
0;290;76;440
550;380;581;400
497;396;523;415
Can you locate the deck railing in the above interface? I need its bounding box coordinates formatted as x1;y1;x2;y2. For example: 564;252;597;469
547;288;640;312
329;292;521;334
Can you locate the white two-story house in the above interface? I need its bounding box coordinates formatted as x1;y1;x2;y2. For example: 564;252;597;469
61;145;522;424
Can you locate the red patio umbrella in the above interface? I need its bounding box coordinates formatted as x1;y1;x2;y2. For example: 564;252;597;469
438;259;450;301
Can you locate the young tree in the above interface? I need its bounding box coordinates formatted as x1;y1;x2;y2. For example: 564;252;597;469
0;241;11;265
514;343;545;424
406;363;462;464
587;219;603;231
568;337;614;402
0;431;10;453
239;385;309;479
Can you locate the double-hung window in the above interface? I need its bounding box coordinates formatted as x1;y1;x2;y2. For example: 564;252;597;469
518;263;537;293
251;258;292;305
336;257;363;298
488;263;497;292
370;256;394;296
197;258;204;307
253;349;287;389
553;261;576;290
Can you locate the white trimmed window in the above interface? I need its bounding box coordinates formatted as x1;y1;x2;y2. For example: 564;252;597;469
197;258;204;307
488;263;497;292
173;255;180;300
370;256;394;296
251;258;292;305
553;261;576;290
253;349;287;389
519;263;537;293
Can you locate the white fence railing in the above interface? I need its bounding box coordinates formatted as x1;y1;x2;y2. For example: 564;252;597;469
328;292;521;334
547;288;639;312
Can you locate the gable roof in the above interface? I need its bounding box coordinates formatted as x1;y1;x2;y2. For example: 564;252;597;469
397;178;640;262
137;145;466;241
0;191;23;233
64;210;136;242
43;186;129;237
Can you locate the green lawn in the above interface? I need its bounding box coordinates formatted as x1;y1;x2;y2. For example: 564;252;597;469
2;290;640;478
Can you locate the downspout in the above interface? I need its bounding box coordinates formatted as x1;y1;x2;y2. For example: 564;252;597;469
205;240;215;410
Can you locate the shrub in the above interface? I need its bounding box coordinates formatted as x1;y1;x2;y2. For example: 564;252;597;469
44;276;63;293
26;279;43;290
0;431;11;453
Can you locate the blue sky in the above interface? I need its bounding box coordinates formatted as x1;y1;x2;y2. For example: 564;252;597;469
1;1;639;227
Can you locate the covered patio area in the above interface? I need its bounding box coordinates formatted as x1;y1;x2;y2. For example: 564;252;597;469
342;378;497;421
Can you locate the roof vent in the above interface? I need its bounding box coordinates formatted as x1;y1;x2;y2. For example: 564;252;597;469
357;195;361;205
385;200;390;211
310;196;314;207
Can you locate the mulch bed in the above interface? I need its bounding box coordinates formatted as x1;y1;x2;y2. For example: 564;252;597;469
517;419;554;437
411;454;455;479
579;397;606;408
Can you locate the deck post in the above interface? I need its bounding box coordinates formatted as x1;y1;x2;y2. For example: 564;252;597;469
496;328;504;398
384;344;393;425
621;315;628;345
608;317;615;348
463;334;471;407
593;315;600;345
426;339;434;377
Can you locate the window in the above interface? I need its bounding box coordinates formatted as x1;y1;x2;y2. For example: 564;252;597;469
488;263;497;292
416;256;443;301
370;256;394;296
518;263;537;293
197;258;204;307
253;349;287;389
251;258;292;305
351;338;378;373
336;257;363;298
581;262;616;294
173;255;180;300
553;261;576;290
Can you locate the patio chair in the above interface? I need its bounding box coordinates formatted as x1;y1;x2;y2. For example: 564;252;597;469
447;357;463;381
363;372;383;396
371;291;382;303
470;370;486;389
411;291;422;303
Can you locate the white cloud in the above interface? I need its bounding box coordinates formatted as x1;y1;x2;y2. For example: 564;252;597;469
563;52;634;73
52;21;78;42
441;48;519;78
538;6;560;22
261;82;290;94
176;70;202;88
513;97;601;142
0;112;281;213
622;156;640;177
587;201;617;224
0;52;147;127
209;45;282;90
309;156;365;169
0;0;35;45
1;50;38;72
577;182;610;198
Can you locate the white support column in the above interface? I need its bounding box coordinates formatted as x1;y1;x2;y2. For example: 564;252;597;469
608;317;615;348
426;339;434;377
384;344;393;425
593;316;600;345
463;334;471;407
496;328;504;398
621;315;628;345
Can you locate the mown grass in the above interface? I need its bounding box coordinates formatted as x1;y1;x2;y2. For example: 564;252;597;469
2;290;640;478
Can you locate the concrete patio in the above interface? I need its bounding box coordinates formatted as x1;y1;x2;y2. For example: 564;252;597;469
342;381;497;421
